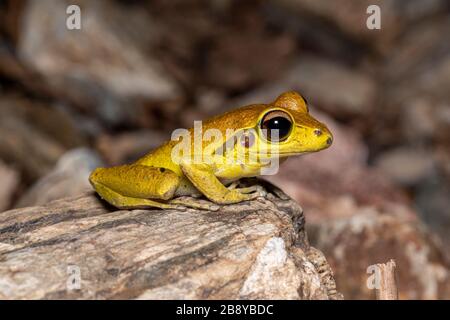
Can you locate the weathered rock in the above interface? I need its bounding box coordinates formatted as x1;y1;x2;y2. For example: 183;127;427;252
383;16;450;85
273;0;448;54
373;15;450;250
0;0;25;45
0;43;74;111
0;96;84;181
139;0;297;93
229;56;377;118
0;102;63;181
18;0;181;127
378;16;450;149
309;203;450;299
15;148;103;208
96;131;166;166
374;148;435;187
0;183;342;300
416;174;450;249
204;29;295;91
1;0;449;301
0;160;19;212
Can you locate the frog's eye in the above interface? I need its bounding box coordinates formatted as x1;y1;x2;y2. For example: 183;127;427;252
260;110;293;142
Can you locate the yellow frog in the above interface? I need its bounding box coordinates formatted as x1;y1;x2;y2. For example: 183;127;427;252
89;91;332;210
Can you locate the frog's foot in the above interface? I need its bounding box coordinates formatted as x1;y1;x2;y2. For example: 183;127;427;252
169;197;220;211
227;181;240;190
227;182;267;199
235;185;267;200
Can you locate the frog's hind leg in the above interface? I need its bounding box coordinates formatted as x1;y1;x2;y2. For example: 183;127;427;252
91;181;183;210
89;164;182;210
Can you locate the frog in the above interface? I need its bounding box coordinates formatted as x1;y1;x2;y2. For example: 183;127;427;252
89;91;333;211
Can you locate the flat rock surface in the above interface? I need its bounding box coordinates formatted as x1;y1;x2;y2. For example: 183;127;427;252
0;183;341;300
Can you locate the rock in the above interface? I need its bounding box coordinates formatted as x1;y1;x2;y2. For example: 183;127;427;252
204;30;295;91
139;0;296;93
374;148;435;187
0;183;342;300
286;57;377;117
383;16;450;84
416;174;450;249
0;0;25;45
273;0;449;54
18;0;181;127
0;96;85;181
378;16;450;149
374;15;450;250
309;203;450;299
15;148;103;208
96;130;166;166
0;99;64;181
229;55;377;118
267;161;412;225
196;89;226;115
0;160;19;212
0;44;75;112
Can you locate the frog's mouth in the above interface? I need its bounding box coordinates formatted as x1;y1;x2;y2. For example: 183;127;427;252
247;150;309;158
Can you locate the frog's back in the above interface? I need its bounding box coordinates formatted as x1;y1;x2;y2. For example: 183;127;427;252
136;140;183;175
135;103;269;176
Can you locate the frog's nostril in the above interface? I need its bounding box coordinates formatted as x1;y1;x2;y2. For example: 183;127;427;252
313;129;322;137
326;137;333;145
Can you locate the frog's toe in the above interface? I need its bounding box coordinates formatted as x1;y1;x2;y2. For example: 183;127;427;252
234;185;266;197
250;186;267;199
227;181;240;190
256;185;267;197
169;197;220;211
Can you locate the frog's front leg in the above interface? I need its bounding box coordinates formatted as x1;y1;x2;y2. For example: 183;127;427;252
180;162;264;205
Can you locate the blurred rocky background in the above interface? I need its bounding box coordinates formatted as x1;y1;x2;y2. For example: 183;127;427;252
0;0;449;299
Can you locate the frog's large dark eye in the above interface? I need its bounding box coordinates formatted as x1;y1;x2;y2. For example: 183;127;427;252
260;110;293;142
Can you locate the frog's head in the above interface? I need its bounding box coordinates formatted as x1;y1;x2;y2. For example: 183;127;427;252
238;91;333;159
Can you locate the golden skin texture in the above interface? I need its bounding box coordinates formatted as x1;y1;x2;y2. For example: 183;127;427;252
89;91;333;210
